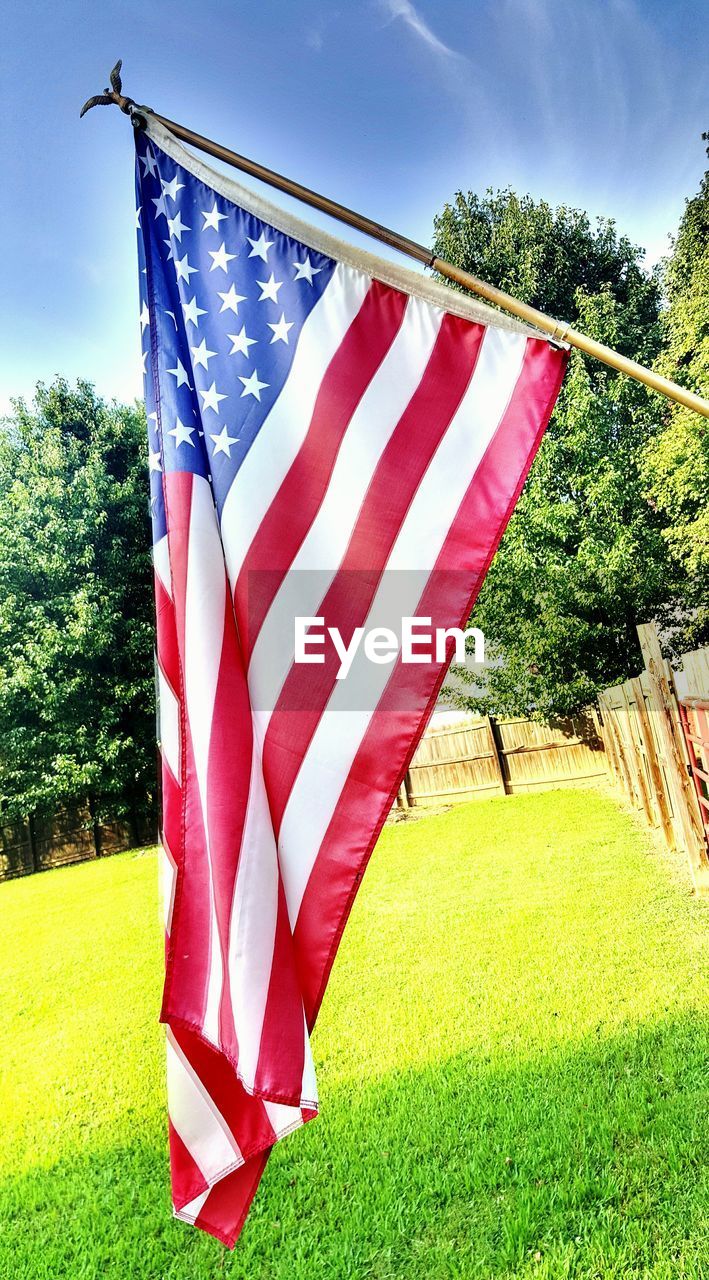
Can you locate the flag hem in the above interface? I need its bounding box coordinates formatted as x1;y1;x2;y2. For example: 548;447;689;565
144;117;551;343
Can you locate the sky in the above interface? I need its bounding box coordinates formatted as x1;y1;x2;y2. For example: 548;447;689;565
1;0;707;413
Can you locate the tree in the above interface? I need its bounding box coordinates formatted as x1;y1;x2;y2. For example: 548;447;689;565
0;379;156;830
432;189;674;717
641;144;709;651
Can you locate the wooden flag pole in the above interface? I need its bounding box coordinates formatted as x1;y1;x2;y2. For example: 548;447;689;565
81;63;709;420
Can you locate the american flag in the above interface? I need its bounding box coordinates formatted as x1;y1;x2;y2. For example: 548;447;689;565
135;118;567;1247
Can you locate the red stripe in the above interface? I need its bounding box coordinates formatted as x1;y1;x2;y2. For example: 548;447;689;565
234;281;409;658
204;593;253;1064
159;471;213;1031
294;338;568;1022
261;312;486;837
169;1120;208;1209
194;1151;271;1249
252;878;307;1100
154;571;182;864
154;571;179;693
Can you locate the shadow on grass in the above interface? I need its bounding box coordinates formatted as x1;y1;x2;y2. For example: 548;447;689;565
2;1013;706;1280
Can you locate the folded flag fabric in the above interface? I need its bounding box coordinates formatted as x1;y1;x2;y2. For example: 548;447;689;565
134;117;568;1247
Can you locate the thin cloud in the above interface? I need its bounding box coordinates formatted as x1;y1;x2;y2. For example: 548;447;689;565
380;0;461;60
305;9;342;53
306;27;324;51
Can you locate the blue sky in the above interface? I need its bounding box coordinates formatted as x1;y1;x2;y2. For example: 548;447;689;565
1;0;707;412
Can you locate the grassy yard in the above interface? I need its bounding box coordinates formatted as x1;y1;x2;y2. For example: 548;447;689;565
1;789;707;1279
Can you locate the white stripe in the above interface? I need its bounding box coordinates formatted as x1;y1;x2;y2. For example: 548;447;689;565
166;1029;242;1183
157;661;180;784
160;836;178;935
247;294;443;721
300;1013;318;1106
220;263;369;589
153;533;172;599
263;1099;307;1137
278;328;528;922
226;744;283;1093
174;1188;210;1223
184;475;227;1045
263;1101;298;1132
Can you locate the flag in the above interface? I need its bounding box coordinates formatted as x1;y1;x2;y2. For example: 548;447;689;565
134;117;567;1247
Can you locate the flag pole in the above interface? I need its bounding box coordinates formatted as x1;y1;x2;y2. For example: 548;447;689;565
82;62;709;420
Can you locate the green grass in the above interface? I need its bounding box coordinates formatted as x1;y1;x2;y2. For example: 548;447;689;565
1;790;707;1279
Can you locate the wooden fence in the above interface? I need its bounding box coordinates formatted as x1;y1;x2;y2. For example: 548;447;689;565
598;625;709;895
0;804;153;882
400;708;606;807
5;625;707;892
678;699;709;847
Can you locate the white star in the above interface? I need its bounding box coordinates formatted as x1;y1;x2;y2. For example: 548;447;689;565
256;273;283;303
166;359;191;388
190;338;217;369
174;253;198;283
199;382;228;414
182;296;207;327
167;211;191;242
293;255;323;284
218;284;247;314
140;149;158;177
208;242;237;273
135;206;142;228
165;309;178;329
161;175;185;202
227;325;257;357
163;239;175;262
148;447;162;472
141;350;148;374
168;417;196;448
210;425;240;457
201;202;228;231
139;302;150;333
247;231;274;261
267;313;294;345
152;192;168;220
239;369;269;401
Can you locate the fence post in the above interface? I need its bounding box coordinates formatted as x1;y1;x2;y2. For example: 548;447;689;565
27;813;40;874
403;769;414;808
88;796;103;859
596;695;617;785
486;717;507;795
619;682;654;820
637;623;709;893
396;779;410;810
599;693;635;803
630;674;674;848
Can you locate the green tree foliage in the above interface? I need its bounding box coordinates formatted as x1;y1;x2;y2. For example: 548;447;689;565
641;146;709;649
0;379;156;827
432;189;674;716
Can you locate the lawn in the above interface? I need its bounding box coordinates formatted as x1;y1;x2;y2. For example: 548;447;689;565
1;789;707;1279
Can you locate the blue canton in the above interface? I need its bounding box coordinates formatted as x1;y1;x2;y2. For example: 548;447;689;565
134;132;335;544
